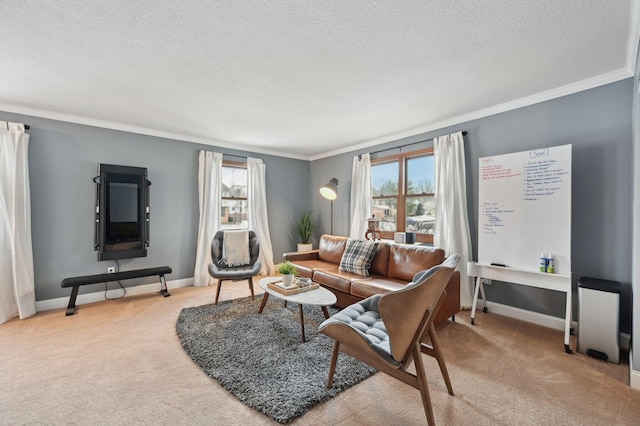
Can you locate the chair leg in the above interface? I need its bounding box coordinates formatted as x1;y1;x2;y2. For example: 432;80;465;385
215;279;223;304
428;322;454;396
248;277;255;300
413;343;436;426
327;341;340;388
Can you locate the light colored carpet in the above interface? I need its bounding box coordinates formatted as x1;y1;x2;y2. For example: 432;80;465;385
1;281;639;425
175;296;375;423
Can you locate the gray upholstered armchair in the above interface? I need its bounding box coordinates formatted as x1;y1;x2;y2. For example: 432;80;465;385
208;230;261;304
319;254;460;425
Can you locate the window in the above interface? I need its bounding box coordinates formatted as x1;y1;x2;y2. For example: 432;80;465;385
221;161;248;230
371;147;435;243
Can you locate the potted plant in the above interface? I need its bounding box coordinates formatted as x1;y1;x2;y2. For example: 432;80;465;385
295;209;315;252
278;261;297;287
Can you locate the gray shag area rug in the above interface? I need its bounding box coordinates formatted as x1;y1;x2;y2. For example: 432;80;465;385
175;295;377;424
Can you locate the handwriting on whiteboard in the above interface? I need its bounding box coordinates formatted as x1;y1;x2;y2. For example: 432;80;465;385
480;163;521;180
481;151;569;201
481;202;515;235
523;158;569;201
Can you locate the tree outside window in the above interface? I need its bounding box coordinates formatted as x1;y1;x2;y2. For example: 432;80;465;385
371;148;435;243
221;162;248;230
372;161;398;232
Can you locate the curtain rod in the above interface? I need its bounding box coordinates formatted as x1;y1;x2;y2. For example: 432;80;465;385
197;150;262;161
225;153;249;160
366;130;467;158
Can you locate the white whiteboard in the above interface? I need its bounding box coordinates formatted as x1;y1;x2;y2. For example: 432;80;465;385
477;145;571;275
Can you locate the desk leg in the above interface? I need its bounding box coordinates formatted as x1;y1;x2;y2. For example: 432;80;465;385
470;277;482;325
564;289;573;353
480;280;488;313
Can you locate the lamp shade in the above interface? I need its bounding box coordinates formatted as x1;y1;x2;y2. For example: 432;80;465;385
320;178;339;200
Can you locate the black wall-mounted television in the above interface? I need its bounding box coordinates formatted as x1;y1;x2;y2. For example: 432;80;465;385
94;164;150;261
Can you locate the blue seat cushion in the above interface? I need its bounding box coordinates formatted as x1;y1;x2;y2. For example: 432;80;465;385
320;295;399;366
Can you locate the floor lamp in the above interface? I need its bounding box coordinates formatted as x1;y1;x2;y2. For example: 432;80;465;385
320;178;338;235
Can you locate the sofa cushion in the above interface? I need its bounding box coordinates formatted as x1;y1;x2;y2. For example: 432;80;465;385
312;269;352;293
350;278;406;299
288;259;335;279
339;239;379;276
318;235;348;264
369;243;390;276
387;245;445;282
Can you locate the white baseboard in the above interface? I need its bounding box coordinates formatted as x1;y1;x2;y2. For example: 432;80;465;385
35;277;194;313
482;301;630;351
482;300;577;330
630;350;640;390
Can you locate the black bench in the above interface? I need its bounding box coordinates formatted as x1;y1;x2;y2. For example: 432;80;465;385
61;266;172;316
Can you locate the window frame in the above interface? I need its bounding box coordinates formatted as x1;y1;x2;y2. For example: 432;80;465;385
371;147;434;244
220;160;248;230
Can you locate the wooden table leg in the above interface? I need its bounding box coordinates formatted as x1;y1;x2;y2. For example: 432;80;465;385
299;304;306;342
258;292;269;314
321;306;330;319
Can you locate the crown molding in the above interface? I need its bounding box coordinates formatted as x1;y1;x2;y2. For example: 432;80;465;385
311;68;633;161
0;103;309;161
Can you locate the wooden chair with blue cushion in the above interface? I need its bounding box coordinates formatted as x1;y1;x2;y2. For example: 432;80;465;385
318;254;460;426
208;230;261;304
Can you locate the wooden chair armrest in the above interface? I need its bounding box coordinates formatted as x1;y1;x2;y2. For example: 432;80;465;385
379;266;455;361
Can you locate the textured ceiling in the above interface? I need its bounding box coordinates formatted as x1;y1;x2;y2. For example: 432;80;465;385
0;1;637;159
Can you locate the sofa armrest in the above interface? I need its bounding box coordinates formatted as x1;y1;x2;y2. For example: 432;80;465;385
283;250;320;262
433;270;461;326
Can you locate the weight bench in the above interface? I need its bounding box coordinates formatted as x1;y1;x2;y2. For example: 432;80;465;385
61;266;172;316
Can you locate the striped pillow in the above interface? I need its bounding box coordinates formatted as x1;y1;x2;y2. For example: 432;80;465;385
338;239;379;276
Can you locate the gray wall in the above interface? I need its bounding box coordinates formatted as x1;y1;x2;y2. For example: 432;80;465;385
0;111;311;301
311;79;633;334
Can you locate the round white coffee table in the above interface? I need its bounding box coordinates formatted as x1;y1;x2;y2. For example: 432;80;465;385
258;277;337;342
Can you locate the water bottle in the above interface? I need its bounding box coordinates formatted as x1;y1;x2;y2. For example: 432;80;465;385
539;253;547;272
546;254;555;273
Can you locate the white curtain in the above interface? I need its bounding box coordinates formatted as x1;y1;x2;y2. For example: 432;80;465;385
0;121;36;324
193;151;222;286
434;131;473;308
349;153;373;240
247;158;275;274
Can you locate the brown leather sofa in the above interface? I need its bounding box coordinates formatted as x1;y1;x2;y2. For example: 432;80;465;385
283;234;460;326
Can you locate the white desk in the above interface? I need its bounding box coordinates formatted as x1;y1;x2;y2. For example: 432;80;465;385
467;262;573;353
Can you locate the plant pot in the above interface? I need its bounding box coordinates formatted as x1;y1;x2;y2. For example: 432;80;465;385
282;274;294;287
297;243;313;252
